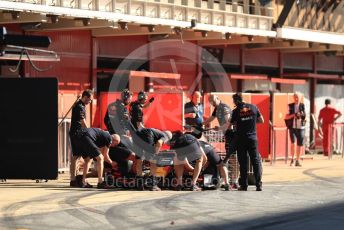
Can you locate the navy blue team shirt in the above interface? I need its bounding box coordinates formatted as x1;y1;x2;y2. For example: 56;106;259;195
231;103;261;140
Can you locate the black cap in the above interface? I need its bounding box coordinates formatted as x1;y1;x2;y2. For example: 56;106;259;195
138;91;148;101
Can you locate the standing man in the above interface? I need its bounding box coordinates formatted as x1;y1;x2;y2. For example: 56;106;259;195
318;99;342;156
230;93;264;191
203;95;231;132
69;89;93;187
285;92;306;167
104;89;134;149
130;91;154;130
184;91;204;131
203;95;238;188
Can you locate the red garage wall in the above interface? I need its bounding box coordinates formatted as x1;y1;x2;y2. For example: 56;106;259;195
250;94;270;159
97;36;148;59
149;40;198;92
26;30;92;92
22;30;93;124
244;50;279;68
317;54;344;72
283;53;313;70
272;94;289;159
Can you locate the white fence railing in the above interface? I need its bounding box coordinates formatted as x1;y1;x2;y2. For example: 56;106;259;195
58;119;71;173
0;0;274;35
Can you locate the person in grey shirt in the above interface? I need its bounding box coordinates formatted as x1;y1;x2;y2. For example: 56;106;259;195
203;95;232;133
203;94;238;189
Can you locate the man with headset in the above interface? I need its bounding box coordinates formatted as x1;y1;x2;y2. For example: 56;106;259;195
130;91;154;130
104;89;136;153
104;89;133;136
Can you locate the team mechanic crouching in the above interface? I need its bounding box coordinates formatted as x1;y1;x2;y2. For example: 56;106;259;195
78;128;118;188
132;128;172;191
107;134;136;177
198;139;230;190
170;131;207;191
185;128;230;190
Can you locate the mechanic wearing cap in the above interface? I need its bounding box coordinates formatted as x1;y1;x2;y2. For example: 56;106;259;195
69;89;93;187
184;91;204;131
202;95;238;189
132;128;172;191
170;131;207;191
230;93;264;191
130;91;154;130
104;89;135;151
79;128;119;189
104;89;133;136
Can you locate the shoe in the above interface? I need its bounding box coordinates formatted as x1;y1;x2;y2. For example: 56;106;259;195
175;184;183;191
223;184;230;191
256;186;262;191
137;185;145;191
81;182;93;188
290;159;294;166
136;177;145;191
237;186;248;191
97;181;107;189
70;180;79;187
70;175;83;187
150;185;161;191
295;160;302;167
137;184;145;191
230;182;239;190
192;184;202;191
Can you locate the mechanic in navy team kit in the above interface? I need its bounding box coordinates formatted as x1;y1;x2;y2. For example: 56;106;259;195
230;93;264;191
104;89;135;151
132;128;172;191
130;91;154;130
197;138;230;190
69;89;93;187
170;131;207;191
107;134;136;177
104;89;133;136
79;128;118;189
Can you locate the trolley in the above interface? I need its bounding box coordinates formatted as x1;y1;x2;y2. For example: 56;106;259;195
203;130;240;186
